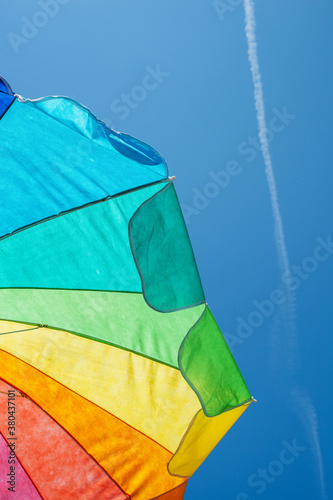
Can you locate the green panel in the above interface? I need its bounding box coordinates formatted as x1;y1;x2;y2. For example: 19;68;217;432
130;183;205;312
0;183;164;291
0;289;205;367
179;306;251;416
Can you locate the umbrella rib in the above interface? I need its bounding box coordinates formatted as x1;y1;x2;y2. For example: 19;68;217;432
0;177;173;243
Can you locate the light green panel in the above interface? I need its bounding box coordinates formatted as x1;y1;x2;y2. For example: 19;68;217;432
0;288;205;368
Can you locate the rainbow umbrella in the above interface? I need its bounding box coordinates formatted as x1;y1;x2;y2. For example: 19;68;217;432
0;76;254;499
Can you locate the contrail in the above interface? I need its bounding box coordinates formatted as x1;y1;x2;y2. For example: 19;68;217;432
243;1;326;498
243;0;291;286
292;386;327;500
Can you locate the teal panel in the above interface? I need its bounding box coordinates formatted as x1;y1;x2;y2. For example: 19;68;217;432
130;183;205;312
0;183;164;291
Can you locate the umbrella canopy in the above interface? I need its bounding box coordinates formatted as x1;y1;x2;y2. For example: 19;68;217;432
0;76;253;500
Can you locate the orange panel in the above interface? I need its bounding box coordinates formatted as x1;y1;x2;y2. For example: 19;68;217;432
151;482;188;500
0;350;185;500
0;380;126;500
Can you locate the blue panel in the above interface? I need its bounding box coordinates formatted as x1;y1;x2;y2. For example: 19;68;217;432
0;92;15;119
0;96;168;237
0;82;7;93
0;75;14;95
0;75;15;118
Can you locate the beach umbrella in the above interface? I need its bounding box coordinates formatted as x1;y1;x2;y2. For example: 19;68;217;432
0;76;253;499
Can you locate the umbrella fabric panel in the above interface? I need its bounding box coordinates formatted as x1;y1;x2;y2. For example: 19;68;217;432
0;78;12;94
0;432;42;500
0;323;201;453
168;404;250;477
151;482;188;500
0;350;186;500
0;381;126;500
33;96;166;173
0;290;205;367
130;183;205;312
0;297;250;420
0;182;164;291
0;96;167;237
179;306;251;416
0;92;14;120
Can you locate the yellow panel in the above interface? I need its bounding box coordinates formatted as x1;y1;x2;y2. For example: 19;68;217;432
168;402;252;477
0;320;201;453
0;348;186;499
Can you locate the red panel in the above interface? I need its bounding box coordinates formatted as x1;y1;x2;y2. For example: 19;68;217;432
0;380;128;500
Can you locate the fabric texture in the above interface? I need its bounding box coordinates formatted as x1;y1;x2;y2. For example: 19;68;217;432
0;79;252;499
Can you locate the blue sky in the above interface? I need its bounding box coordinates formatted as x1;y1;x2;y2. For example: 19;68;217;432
1;1;332;498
